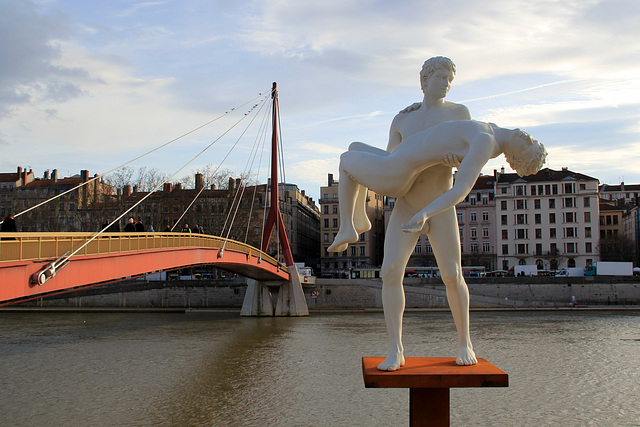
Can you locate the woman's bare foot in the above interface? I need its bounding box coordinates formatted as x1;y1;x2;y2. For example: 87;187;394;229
377;352;406;371
456;344;477;365
327;228;359;253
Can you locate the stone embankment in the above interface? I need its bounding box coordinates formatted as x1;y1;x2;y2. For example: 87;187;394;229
15;276;640;310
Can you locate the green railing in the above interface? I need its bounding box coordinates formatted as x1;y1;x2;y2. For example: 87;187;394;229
0;232;283;271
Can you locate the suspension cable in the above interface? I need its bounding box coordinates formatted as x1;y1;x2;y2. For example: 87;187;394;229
56;99;265;267
220;103;272;251
171;94;270;231
2;92;267;226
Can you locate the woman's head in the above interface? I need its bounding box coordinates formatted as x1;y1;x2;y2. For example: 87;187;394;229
503;130;547;177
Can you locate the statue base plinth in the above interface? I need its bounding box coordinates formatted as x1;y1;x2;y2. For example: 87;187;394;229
362;357;508;426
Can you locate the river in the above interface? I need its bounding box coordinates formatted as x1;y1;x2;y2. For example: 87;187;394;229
1;309;638;426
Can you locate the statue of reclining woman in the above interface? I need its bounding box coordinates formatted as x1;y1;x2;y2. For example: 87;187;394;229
328;119;547;253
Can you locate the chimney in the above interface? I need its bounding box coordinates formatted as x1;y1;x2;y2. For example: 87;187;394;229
163;183;172;192
133;185;138;193
328;173;334;186
301;190;305;197
81;170;89;182
44;170;50;180
123;185;132;196
52;169;58;183
175;183;182;190
22;170;27;185
210;184;216;190
500;167;505;174
235;178;241;189
195;173;204;190
229;177;235;192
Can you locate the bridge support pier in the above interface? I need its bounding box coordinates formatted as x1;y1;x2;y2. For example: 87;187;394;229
241;265;309;317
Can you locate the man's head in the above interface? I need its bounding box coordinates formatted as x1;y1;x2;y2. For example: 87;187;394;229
420;56;456;94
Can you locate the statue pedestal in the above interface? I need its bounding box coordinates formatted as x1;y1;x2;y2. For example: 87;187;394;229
362;357;508;426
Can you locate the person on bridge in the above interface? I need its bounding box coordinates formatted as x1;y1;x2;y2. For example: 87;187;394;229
181;224;191;233
1;213;18;240
135;218;145;232
124;217;136;232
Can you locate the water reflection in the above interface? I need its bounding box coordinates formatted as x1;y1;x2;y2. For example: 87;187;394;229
0;310;638;426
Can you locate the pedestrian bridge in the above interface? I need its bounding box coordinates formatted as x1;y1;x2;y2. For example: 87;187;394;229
0;232;289;306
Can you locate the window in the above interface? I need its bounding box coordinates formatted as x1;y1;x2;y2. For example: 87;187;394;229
516;199;527;209
360;246;366;256
470;196;476;205
324;233;329;242
482;227;490;238
517;244;528;254
470;212;477;222
586;242;592;253
324;219;329;228
502;229;509;240
550;243;558;254
536;243;542;255
549;213;556;224
565;242;576;253
516;229;528;239
471;227;477;238
565;227;576;238
552;184;558;195
535;229;542;239
483;242;491;252
332;218;338;228
333;205;338;214
415;244;422;254
531;185;537;195
564;198;574;208
482;211;489;221
584;197;590;207
501;187;508;194
585;227;592;238
564;212;575;223
360;233;365;242
564;183;574;194
515;185;525;196
502;244;509;255
482;195;488;205
584;212;591;223
549;199;556;209
550;228;557;238
535;213;541;224
501;215;508;225
351;246;357;256
515;214;527;224
501;200;507;210
457;212;463;223
471;242;478;253
534;199;541;209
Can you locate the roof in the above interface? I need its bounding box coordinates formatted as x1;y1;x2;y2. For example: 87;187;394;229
0;173;19;183
496;167;598;184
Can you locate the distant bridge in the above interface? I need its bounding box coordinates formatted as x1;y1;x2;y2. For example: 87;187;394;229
0;232;289;307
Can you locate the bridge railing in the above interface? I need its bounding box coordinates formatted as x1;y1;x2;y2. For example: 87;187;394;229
0;232;283;271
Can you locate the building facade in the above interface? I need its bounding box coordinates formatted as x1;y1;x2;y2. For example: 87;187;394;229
495;167;600;272
320;173;384;277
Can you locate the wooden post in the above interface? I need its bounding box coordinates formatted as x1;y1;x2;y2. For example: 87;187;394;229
362;357;508;426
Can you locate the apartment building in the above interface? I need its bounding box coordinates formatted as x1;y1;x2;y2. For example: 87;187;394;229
319;173;384;277
495;167;600;271
0;167;35;218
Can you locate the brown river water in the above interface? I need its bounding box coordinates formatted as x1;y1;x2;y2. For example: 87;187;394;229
1;309;638;426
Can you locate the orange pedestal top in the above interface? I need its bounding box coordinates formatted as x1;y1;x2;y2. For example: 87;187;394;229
362;357;508;389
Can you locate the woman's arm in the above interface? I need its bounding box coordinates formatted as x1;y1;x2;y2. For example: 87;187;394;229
402;136;495;232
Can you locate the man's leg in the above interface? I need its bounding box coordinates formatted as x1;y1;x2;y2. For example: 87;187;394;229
427;208;477;365
378;200;421;371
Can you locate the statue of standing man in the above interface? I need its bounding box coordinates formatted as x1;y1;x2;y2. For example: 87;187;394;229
329;56;477;370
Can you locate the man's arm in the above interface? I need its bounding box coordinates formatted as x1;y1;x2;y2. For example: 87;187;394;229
386;115;404;153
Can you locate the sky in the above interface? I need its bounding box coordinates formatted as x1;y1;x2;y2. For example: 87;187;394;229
2;0;640;202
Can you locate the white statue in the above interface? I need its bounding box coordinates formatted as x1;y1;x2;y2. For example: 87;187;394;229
328;57;545;371
328;119;546;248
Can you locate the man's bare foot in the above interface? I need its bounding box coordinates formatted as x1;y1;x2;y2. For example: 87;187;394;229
456;345;477;366
327;228;359;253
377;353;405;371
